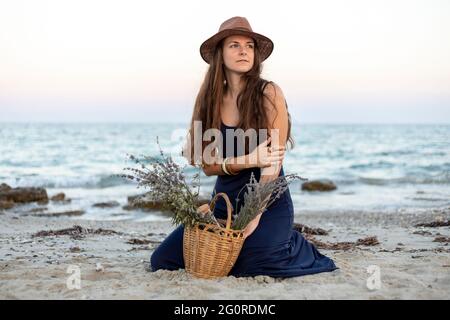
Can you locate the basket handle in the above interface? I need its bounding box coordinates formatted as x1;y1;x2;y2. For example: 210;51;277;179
209;192;233;230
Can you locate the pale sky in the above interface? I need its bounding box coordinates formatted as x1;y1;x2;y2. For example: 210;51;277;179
0;0;449;123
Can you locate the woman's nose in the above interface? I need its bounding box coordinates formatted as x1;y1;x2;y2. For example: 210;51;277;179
239;46;248;55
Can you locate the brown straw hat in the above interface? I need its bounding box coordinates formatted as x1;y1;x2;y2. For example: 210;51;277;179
200;16;274;64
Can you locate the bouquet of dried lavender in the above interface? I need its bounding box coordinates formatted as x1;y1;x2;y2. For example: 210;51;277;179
118;137;220;228
232;172;307;230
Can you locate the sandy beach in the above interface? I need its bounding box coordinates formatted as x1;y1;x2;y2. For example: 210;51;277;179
1;203;449;300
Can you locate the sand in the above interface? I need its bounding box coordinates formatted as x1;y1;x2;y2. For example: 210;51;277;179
1;207;449;300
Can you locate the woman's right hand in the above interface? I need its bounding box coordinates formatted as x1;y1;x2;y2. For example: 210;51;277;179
248;137;286;168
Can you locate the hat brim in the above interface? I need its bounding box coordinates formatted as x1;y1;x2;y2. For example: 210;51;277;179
200;29;274;64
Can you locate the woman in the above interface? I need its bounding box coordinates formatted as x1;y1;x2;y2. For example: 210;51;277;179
151;16;337;277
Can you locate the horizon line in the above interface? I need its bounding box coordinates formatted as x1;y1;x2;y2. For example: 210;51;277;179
1;121;450;125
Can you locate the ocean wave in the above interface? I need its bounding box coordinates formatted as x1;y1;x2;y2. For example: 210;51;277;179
1;171;219;190
349;162;450;171
357;172;450;185
408;196;450;202
332;171;450;186
371;150;416;157
0;159;44;167
1;174;133;189
4;171;449;190
417;163;450;171
349;161;395;169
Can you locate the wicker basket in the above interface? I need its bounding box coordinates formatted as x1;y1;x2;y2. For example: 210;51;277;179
183;192;245;279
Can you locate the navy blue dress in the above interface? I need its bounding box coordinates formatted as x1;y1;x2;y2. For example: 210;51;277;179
150;122;338;278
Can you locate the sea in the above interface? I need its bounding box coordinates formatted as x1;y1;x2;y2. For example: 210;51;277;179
1;123;449;221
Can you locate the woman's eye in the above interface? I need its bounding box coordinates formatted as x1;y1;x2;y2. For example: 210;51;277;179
230;44;253;49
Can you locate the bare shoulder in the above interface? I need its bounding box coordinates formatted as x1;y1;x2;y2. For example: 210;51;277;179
263;81;286;110
262;81;289;132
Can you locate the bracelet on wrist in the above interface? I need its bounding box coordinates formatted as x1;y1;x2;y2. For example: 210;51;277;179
221;158;231;175
225;157;238;175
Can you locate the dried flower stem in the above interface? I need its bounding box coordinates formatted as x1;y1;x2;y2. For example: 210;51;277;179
232;172;306;230
117;137;216;228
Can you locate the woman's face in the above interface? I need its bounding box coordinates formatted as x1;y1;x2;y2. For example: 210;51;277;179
222;35;255;73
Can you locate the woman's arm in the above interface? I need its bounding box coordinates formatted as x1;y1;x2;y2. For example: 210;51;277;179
259;82;289;185
241;82;289;238
181;137;243;176
201;154;254;176
202;134;281;176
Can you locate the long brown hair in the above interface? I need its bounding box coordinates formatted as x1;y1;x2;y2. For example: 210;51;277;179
186;38;295;166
